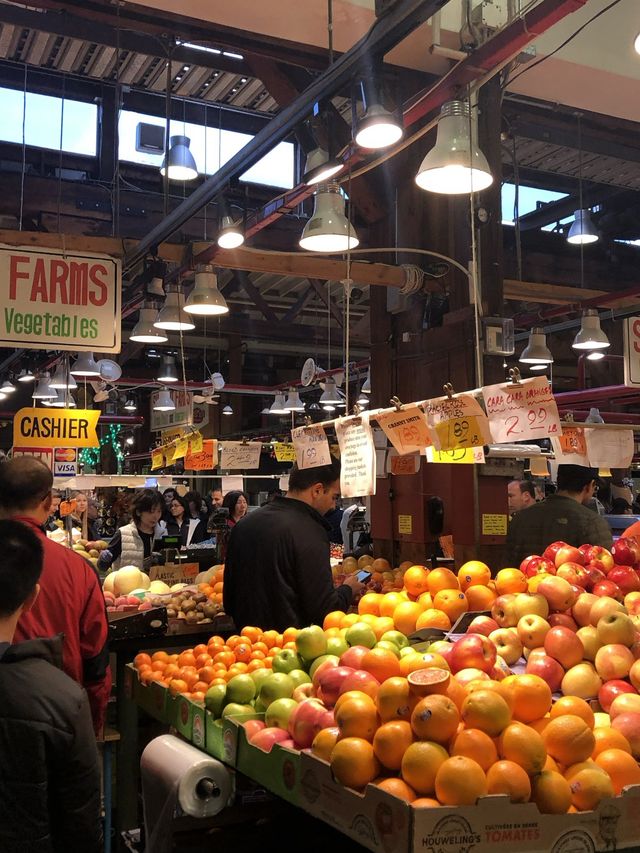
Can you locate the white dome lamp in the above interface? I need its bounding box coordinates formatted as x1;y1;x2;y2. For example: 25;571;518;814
153;389;175;412
353;79;403;151
70;351;100;377
160;135;198;182
0;378;16;394
154;284;195;331
184;266;229;316
572;309;610;351
217;216;245;250
49;360;77;390
284;388;305;412
319;377;341;411
222;404;233;416
156;355;179;383
299;183;359;253
130;305;169;343
415;100;493;195
519;327;554;365
269;393;288;415
124;396;137;412
32;372;57;400
303;146;344;186
567;209;599;245
17;368;35;383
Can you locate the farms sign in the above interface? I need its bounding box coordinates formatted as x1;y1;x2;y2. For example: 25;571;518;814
0;245;121;352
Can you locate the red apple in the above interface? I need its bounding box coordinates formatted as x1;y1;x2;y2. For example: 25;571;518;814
544;625;584;669
556;563;582;585
630;658;640;690
338;669;380;702
311;657;340;688
624;591;640;615
517;614;551;649
339;645;370;670
561;662;602;700
581;545;614;572
454;668;490;687
598;679;637;713
251;727;292;752
316;666;356;707
520;555;556;578
592;580;623;601
612;539;638;567
467;615;499;637
581;565;606;591
589;596;626;626
607;566;640;595
543;542;569;563
548;613;578;631
537;575;577;612
525;653;565;692
288;700;335;749
293;683;314;702
488;628;522;666
555;546;585;568
450;634;497;674
594;643;635;680
611;712;640;758
491;594;518;628
572;593;598;627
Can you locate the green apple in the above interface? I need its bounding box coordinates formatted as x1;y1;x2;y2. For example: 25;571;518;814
296;625;327;662
380;630;410;650
375;640;401;658
249;669;271;692
308;654;340;679
222;702;258;719
272;648;304;674
204;684;227;718
265;697;298;729
326;636;349;657
258;672;295;706
345;622;377;649
287;668;312;688
429;640;452;654
226;674;256;705
399;646;416;658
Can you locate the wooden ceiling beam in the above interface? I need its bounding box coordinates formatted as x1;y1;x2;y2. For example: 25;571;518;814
0;228;185;264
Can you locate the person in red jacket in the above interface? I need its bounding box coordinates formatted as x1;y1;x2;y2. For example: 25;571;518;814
0;457;111;734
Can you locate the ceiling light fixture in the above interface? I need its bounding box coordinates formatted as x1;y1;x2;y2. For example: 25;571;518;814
519;327;554;364
299;182;359;253
356;391;369;406
217;215;245;250
156;355;179;383
0;378;16;394
567;209;599;245
49;361;77;390
529;363;549;371
269;393;288;415
319;377;341;411
160;135;198;181
572;309;610;351
303;146;343;186
130;305;169;343
415;100;493;194
222;404;233;415
153;389;175;412
17;368;35;383
32;372;57;400
587;350;606;361
124;397;137;411
154;285;196;331
284;388;305;412
353;78;403;151
146;259;166;297
70;352;101;377
184;266;229;315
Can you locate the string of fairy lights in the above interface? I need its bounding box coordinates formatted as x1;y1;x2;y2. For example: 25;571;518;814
79;424;125;472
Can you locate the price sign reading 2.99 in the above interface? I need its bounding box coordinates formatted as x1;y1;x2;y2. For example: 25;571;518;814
482;376;562;444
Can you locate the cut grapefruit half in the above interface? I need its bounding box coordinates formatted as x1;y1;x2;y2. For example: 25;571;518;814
407;667;451;696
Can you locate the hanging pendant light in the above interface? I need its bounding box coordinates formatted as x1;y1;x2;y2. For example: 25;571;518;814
160;135;198;181
70;351;100;377
303;147;343;186
130;306;169;343
355;103;403;150
319;378;341;411
17;368;35;383
124;396;137;412
519;327;554;364
153;389;175;412
284;388;305;412
415;100;493;194
269;393;288;415
50;389;67;408
567;209;599;245
587;350;606;361
0;378;16;394
572;309;610;351
184;266;229;315
222;404;233;416
50;361;77;390
32;372;56;399
529;363;549;371
299;182;359;253
154;285;195;331
156;355;179;383
361;368;371;395
146;259;166;297
356;390;369;406
217;216;245;250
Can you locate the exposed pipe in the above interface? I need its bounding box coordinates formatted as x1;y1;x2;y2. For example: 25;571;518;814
553;385;640;407
513;284;640;329
577;353;623;390
558;410;640;424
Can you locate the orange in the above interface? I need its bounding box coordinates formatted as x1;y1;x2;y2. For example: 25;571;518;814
549;696;595;729
168;678;189;696
411;798;441;808
282;627;298;644
399;652;450;678
411;695;459;743
379;592;405;618
465;679;514;712
465;585;497;610
376;677;418;723
330;737;381;790
323;610;345;630
486;760;531;803
564;759;601;781
214;651;235;669
225;635;242;650
376;778;416;802
407;668;450;697
401;741;448;796
311;727;340;762
498;722;546;775
152;650;170;663
501;674;552;723
530;770;572;814
252;641;269;656
140;669;163;684
233;643;252;663
134;652;152;669
261;630;279;648
336;695;380;742
433;589;468;623
150;660;167;673
373;720;414;771
461;689;511;737
358;593;382;616
358;613;378;628
417;592;433;609
544;755;560;772
450;728;498;771
373;616;396;640
569;767;614;811
543;715;595;766
195;653;213;669
427;568;459;595
403;566;431;597
446;677;468;711
335;690;376;715
457;560;491;591
393;601;424;635
594;748;640;794
415;609;451;631
592;727;632;758
529;717;551;735
240;626;261;644
435;756;487;806
361;648;402;683
162;663;179;680
494;568;528;595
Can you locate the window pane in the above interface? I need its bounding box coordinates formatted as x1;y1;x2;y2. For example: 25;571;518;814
502;183;568;227
0;86;97;155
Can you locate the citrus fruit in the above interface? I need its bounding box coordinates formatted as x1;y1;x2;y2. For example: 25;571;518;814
564;759;600;780
311;727;340;762
330;737;380;789
372;720;414;771
358;593;382;616
427;568;459;595
376;677;417;722
411;695;459;743
415;609;451;631
543;715;595;766
549;696;595;729
486;760;531;803
530;770;571;814
334;690;376;714
407;667;450;697
435;756;487;806
458;561;491;591
336;695;380;741
379;593;405;618
498;722;546;775
375;778;417;802
465;586;497;610
400;652;449;677
494;568;528;595
461;689;512;736
592;727;631;757
450;728;498;771
393;602;424;635
411;798;441;808
361;647;402;682
433;589;468;623
594;748;640;794
569;767;614;811
501;674;552;723
403;566;431;597
401;741;449;795
465;679;514;711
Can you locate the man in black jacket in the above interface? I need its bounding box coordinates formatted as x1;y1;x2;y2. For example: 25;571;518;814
224;458;364;631
0;519;102;853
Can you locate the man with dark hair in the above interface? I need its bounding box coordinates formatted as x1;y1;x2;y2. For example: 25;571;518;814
224;457;364;631
0;456;111;734
507;479;536;514
0;519;101;852
505;464;612;566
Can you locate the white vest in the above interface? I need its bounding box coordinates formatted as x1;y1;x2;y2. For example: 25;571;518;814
114;522;144;570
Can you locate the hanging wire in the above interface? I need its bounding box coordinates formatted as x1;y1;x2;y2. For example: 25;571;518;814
467;86;484;387
56;74;66;234
18;63;27;231
113;4;121;237
577;112;585;290
344;163;353;412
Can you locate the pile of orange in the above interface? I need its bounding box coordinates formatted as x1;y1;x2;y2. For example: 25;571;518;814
196;565;225;607
132;624;298;702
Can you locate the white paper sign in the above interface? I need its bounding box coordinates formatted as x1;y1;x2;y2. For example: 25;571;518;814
335;415;376;497
550;427;590;467
219;441;262;470
279;474;290;491
221;475;244;493
291;425;331;469
376;406;434;454
585;428;634;469
424;393;492;451
623;316;640;387
482;376;561;443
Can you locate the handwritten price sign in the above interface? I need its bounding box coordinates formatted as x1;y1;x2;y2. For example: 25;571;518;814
482;376;561;444
425;394;491;451
291;425;331;469
376;406;433;454
426;445;485;464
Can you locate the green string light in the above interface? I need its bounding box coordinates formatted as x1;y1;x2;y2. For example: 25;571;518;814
79;424;125;472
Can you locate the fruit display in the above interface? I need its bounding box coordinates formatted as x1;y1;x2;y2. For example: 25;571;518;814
333;554;407;594
47;526;109;568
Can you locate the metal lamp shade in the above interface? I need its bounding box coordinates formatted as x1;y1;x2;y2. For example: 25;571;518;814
154;287;196;331
160;135;198;181
519;328;554;364
355;103;403;150
70;352;100;377
32;372;56;399
284;388;305;412
217;216;245;250
303;147;343;186
130;308;169;343
567;209;599;245
572;310;610;350
184;267;229;315
299;183;359;252
156;355;179;383
153;389;175;411
269;393;288;414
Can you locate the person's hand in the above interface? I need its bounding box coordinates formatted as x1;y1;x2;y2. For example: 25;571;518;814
343;573;366;595
142;552;165;571
97;549;113;569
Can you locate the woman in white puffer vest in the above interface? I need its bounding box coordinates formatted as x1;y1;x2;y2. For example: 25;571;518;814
98;489;166;573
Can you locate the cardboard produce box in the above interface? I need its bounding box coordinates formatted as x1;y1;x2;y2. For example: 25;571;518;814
299;751;411;853
204;711;252;765
128;664;168;722
231;719;301;806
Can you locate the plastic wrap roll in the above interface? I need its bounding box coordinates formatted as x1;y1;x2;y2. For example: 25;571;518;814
141;734;232;852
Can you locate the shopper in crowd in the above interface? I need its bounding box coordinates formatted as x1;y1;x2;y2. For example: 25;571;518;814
505;464;612;566
611;498;633;515
162;487;176;509
0;457;110;734
507;479;536;514
222;489;249;529
45;488;62;532
0;519;101;853
185;489;208;522
99;489;166;573
205;486;224;513
224;458;364;631
71;491;100;541
165;494;207;546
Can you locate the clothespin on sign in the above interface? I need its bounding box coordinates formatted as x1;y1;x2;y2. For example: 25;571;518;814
241;436;250;445
390;396;403;412
352;404;363;416
443;383;455;399
507;367;522;387
303;416;313;427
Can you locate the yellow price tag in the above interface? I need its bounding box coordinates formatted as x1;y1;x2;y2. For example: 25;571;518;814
426;445;485;464
172;437;189;461
434;415;483;451
151;449;164;470
189;432;203;454
274;442;296;462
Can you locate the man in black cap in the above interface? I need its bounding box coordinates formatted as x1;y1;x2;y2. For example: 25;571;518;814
505;464;612;566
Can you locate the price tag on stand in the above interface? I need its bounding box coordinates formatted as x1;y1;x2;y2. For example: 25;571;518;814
291;425;331;469
585;428;634;469
482;376;561;443
184;439;216;471
335;415;376;497
376;406;433;454
189;432;203;454
551;427;590;466
426;445;485;464
219;441;261;470
273;442;296;462
172;436;189;461
424;394;491;451
387;450;421;475
151;449;164;470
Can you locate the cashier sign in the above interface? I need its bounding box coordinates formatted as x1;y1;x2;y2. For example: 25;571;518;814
0;245;121;352
14;408;100;449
